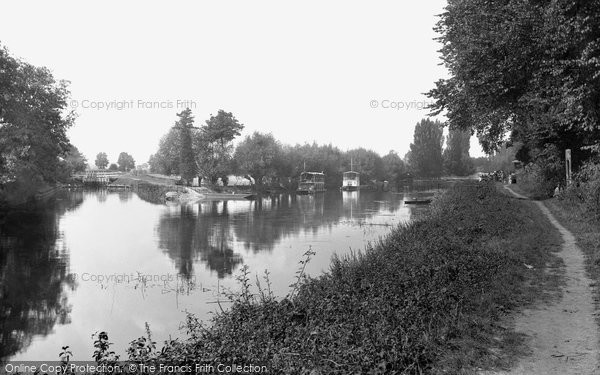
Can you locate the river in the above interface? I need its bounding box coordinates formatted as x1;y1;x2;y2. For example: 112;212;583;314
0;189;432;360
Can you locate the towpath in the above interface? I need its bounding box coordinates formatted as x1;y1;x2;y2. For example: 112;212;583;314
484;185;600;374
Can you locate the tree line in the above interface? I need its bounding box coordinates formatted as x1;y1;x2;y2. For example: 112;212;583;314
148;110;475;189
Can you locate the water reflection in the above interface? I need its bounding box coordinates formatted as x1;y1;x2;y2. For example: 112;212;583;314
157;191;404;278
1;188;424;360
157;202;243;279
0;192;83;361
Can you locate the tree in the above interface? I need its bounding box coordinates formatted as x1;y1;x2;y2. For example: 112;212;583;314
443;129;474;176
233;132;282;187
195;110;244;184
408;119;443;177
346;148;384;183
175;109;197;184
428;0;600;166
0;44;74;192
149;127;181;175
382;151;406;185
117;152;135;172
95;152;109;169
108;163;119;171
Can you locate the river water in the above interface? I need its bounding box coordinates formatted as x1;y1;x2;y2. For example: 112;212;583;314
0;189;431;360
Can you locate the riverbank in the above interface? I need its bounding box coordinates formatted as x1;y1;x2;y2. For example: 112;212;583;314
488;185;600;374
79;182;561;374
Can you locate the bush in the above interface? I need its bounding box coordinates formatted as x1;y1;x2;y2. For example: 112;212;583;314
560;160;600;219
517;146;564;199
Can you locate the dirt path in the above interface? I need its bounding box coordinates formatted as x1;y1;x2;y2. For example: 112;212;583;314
487;186;600;374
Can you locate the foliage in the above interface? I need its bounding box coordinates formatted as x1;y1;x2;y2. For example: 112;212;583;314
560;160;600;219
408;119;443;177
443;129;474;176
195;110;243;184
0;44;74;193
516;144;565;199
108;163;118;171
117;152;135;172
346;148;385;183
381;151;406;185
175;109;197;184
148;127;181;175
57;145;87;180
233;132;282;186
95;152;109;170
428;0;600;160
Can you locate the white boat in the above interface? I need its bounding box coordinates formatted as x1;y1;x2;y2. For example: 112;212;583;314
341;159;360;191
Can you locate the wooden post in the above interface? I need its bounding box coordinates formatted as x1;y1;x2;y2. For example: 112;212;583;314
565;149;572;186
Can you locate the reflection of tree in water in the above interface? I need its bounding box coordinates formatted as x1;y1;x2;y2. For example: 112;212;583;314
157;202;242;280
157;192;404;277
0;191;82;361
233;191;403;253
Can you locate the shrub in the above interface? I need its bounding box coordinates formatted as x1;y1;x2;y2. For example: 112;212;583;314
560;160;600;219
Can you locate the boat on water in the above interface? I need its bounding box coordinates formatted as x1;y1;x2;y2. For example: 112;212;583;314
297;172;326;194
341;171;360;191
341;158;360;191
203;192;255;200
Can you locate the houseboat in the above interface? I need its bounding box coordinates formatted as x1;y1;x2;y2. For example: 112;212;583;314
341;171;360;191
341;159;360;191
297;172;326;194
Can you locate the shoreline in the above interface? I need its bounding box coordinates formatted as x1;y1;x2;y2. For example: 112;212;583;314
43;182;563;373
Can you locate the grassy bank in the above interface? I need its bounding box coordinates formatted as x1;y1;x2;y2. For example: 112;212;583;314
72;183;562;374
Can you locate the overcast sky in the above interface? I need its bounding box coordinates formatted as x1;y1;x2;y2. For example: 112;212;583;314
1;0;484;165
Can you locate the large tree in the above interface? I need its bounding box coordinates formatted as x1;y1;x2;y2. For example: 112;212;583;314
233;132;282;187
408;119;444;177
117;152;135;172
195;110;244;184
428;0;600;166
0;44;74;191
95;152;109;169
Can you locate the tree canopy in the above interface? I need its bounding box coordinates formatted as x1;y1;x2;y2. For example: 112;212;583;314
233;132;282;186
117;152;135;172
428;0;600;166
0;44;74;191
95;152;109;169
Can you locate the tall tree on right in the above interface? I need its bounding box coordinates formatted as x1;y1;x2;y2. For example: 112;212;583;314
443;129;474;176
408;119;443;178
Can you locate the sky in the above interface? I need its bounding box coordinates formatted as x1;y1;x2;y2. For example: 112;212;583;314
0;0;484;166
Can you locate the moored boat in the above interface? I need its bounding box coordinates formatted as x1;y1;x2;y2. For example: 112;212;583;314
297;172;326;194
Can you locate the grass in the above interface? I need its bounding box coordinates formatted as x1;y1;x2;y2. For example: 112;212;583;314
64;183;564;374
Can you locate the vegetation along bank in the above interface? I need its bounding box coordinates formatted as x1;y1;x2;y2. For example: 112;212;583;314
77;183;561;374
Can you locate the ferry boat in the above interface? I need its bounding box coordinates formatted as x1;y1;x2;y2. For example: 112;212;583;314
297;172;326;194
341;159;360;191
